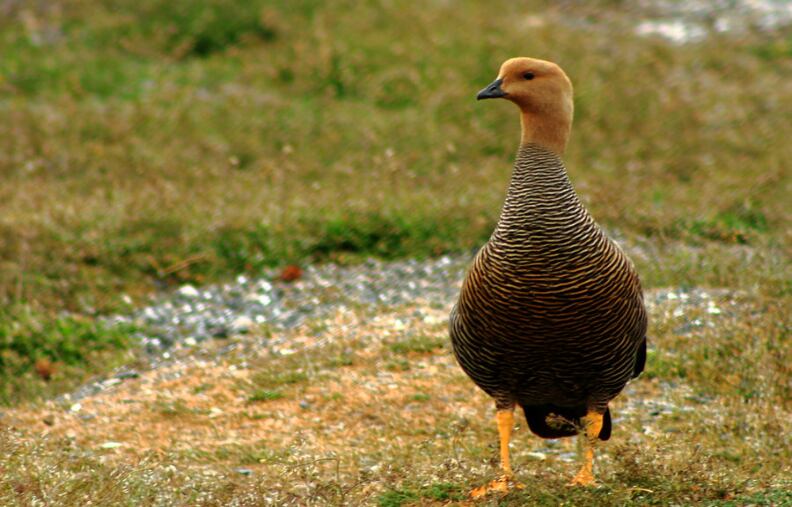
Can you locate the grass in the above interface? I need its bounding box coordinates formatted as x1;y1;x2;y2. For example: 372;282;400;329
0;0;790;503
251;370;309;389
0;299;789;505
388;335;446;355
377;483;465;506
0;306;137;404
154;398;211;417
0;0;790;383
246;390;285;403
2;0;790;314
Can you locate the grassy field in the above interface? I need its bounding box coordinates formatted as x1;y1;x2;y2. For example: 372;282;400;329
1;296;789;505
0;0;790;504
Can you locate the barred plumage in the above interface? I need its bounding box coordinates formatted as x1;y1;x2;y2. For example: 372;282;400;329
450;144;647;420
453;57;648;494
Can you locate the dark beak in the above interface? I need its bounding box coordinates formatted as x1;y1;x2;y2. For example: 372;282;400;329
476;78;506;100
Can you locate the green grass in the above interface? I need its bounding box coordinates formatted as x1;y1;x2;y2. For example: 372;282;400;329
153;398;211;417
388;335;446;355
0;306;137;405
246;389;284;403
254;370;309;387
2;0;789;319
0;5;789;503
378;483;465;506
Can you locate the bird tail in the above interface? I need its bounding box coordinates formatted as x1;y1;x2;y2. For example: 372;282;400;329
522;404;612;441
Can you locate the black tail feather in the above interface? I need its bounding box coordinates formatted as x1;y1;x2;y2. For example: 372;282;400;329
600;407;612;441
523;405;612;441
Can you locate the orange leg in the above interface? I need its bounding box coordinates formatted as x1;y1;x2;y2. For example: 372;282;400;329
470;408;524;498
497;408;514;476
569;410;604;486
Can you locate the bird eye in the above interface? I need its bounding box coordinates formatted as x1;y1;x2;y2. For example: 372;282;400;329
523;72;535;80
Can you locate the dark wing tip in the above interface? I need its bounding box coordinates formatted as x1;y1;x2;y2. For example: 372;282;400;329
633;337;647;378
599;407;612;441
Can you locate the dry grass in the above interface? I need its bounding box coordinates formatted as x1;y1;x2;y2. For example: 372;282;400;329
2;291;789;505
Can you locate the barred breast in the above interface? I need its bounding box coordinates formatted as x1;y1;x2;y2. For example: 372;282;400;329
450;144;647;436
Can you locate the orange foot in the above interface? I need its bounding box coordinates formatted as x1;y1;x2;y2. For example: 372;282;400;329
470;475;524;499
568;468;597;487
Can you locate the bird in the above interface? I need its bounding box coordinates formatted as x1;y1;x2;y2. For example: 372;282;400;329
449;57;647;496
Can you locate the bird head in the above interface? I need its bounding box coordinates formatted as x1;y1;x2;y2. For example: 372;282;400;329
477;57;574;154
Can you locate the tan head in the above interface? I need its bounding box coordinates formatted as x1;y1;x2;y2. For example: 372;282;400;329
477;57;574;155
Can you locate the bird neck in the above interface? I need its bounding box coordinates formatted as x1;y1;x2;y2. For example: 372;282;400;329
502;144;576;209
519;106;572;156
490;144;586;251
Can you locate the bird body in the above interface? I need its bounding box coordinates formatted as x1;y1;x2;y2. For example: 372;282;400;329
450;144;646;436
450;57;647;494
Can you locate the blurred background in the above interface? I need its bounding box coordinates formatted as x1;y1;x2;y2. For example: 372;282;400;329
0;1;789;501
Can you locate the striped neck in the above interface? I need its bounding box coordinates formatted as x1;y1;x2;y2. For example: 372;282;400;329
489;144;592;252
504;144;571;195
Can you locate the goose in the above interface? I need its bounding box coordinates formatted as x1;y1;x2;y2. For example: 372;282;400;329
449;57;647;496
